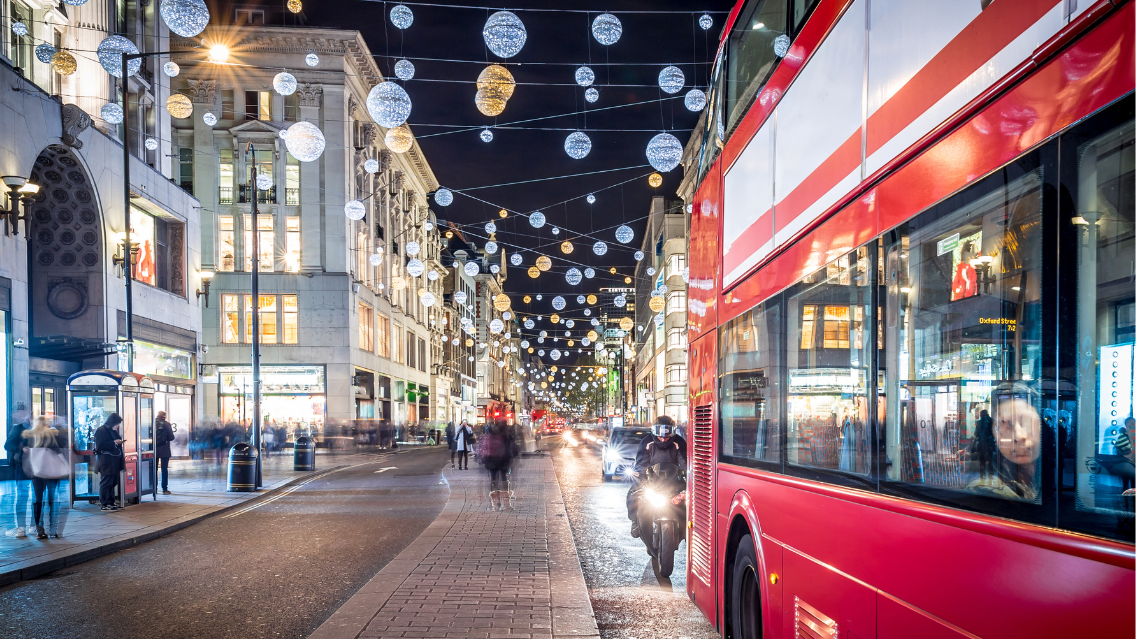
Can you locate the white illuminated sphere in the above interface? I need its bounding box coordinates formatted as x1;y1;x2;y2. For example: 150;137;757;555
591;318;600;326
551;349;562;361
425;221;434;231
646;132;683;172
367;81;412;128
575;66;595;86
406;259;425;277
586;194;596;204
160;0;210;38
98;36;141;78
538;350;545;357
552;227;560;235
593;241;608;256
576;295;585;304
145;137;158;151
10;22;27;36
564;132;592;159
566;268;582;285
647;267;656;276
305;53;319;66
584;309;591;316
420;292;436;307
654;313;665;327
685;88;708;111
657;284;668;295
203;112;218;126
581;338;590;347
503;312;512;321
274;72;298;96
490;264;500;274
256;174;273;190
344;200;366;220
101;103;124;124
510;253;522;266
566;319;575;328
480;128;493;143
369;253;383;266
552;296;566;310
614;294;626;307
683;266;690;283
364;158;379;174
390;4;413;28
35;44;57;64
490;319;504;333
774;34;791;58
285;121;326;162
464;262;479;277
635;250;645;261
485;221;497;234
434;188;453;206
485;241;498;254
584;268;595;279
592;13;622;45
163;61;180;77
521;340;530;349
529;212;546;228
524;319;534;329
615;225;634;244
658;66;684;94
454;291;468;304
395;59;415;81
483;11;526;59
584;88;599;103
699;13;713;30
405;241;420;256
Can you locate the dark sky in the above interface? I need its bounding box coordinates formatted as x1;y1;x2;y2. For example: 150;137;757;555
302;0;733;309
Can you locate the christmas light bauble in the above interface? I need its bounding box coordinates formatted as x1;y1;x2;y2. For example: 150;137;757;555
646;133;683;172
406;258;425;277
584;268;595;279
657;284;668;295
405;241;420;256
587;330;598;342
97;36;140;78
592;13;622;45
647;266;656;276
483;11;526;59
591;318;600;326
369;253;383;266
649;172;663;188
524;319;534;329
654;312;665;327
685;88;707;112
485;221;497;234
203;112;218;126
551;349;561;361
634;250;644;261
274;72;297;96
520;340;530;349
285;121;326;161
593;241;608;256
564;131;591;159
420;291;436;307
658;66;684;94
510;253;522;266
464;261;480;277
576;295;585;304
385;125;414;154
528;266;540;278
493;293;511;312
575;66;594;86
774;34;791;58
490;319;504;333
552;296;566;310
699;13;713;30
166;94;193;119
344;200;366;220
480;128;493;142
434;188;453;206
287;0;302;13
390;4;413;29
390;276;405;290
529;211;546;228
615;225;634;243
368;81;412;128
649;296;665;313
35;44;56;64
145;138;158;151
364;158;379;174
51;51;77;75
560;241;573;254
583;88;599;104
395;59;415;80
485;241;498;254
550;314;560;324
163;61;180;77
10;22;27;36
305;53;320;67
620;317;634;331
586;294;597;305
565;268;582;285
256;174;273;190
536;255;551;271
614;294;626;308
160;0;210;38
101;103;124;124
475;90;506;117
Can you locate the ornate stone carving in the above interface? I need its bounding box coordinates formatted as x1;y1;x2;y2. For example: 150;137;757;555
297;83;323;107
379;149;392;169
60;104;92;149
46;278;90;319
362;123;379;146
347;95;358;118
169;223;185;297
187;79;216;104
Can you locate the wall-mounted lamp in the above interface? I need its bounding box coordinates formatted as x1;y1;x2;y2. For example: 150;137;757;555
197;270;214;306
112;232;141;270
2;176;40;236
968;254;996;294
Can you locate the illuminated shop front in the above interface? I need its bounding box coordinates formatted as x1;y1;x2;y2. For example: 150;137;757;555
120;340;196;457
218;365;326;441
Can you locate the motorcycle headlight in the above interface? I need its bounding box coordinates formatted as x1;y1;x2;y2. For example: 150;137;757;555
644;489;667;508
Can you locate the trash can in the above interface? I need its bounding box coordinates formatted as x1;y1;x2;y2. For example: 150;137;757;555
227;443;259;492
294;436;315;471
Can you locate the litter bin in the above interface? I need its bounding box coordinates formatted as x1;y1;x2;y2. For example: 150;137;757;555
294;436;316;471
227;443;259;492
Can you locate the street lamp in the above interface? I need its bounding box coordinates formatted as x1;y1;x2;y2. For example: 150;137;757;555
2;176;40;235
196;270;214;306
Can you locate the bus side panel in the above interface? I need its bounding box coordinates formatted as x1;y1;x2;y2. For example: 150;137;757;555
782;546;876;639
877;595;973;639
687;332;718;626
719;489;785;639
688;160;720;341
722;465;1134;638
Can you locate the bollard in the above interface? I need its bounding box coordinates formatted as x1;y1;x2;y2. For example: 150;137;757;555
227;443;259;492
294;436;316;471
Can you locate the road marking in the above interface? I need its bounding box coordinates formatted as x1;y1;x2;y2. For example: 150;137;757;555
373;467;398;473
220;460;380;519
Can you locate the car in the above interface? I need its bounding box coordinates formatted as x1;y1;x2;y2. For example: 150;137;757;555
601;427;652;481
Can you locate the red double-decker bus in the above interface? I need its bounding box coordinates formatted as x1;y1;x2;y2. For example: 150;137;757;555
684;1;1134;637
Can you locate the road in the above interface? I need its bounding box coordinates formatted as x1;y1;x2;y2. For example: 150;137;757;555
548;432;719;639
0;447;450;639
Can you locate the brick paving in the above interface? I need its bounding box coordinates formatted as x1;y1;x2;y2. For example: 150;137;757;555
310;453;599;639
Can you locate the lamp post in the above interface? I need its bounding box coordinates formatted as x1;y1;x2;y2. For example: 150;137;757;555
246;142;263;489
1;176;40;235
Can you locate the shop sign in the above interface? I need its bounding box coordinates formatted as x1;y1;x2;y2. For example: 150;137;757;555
788;368;864;392
936;233;960;256
218;365;325;394
127;340;195;380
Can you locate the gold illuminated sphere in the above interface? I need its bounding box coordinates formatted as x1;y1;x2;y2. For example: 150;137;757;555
587;330;598;342
477;64;516;100
609;267;617;274
466;338;474;347
550;314;560;324
287;0;302;13
528;347;534;353
568;340;574;346
560;241;573;254
523;295;531;304
390;275;405;290
51;51;77;75
625;276;632;284
475;90;506;116
445;230;454;238
619;317;633;331
528;266;540;278
499;209;508;218
166;93;193;119
493;293;511;312
586;294;597;305
536;255;552;272
648;172;663;188
541;381;547;388
385;125;414;154
551;366;558;372
649;295;665;313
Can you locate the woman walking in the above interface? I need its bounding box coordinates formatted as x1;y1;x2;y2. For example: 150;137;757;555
22;416;69;538
453;420;474;470
480;421;517;511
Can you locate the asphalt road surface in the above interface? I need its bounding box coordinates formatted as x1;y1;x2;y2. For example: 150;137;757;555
0;447;450;639
548;432;719;639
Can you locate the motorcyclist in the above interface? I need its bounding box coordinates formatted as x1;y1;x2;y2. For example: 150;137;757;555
627;415;687;538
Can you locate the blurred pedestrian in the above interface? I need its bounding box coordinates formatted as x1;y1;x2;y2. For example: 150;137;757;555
454;420;474;470
445;421;456;469
22;415;69;539
94;414;125;511
155;411;174;495
3;409;33;539
480;421;517;511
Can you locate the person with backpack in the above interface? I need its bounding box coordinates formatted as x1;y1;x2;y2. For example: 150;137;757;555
480;421;517;511
453;420;474;470
155;411;174;495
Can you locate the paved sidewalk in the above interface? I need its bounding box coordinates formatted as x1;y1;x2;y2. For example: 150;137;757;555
0;450;395;586
309;452;600;639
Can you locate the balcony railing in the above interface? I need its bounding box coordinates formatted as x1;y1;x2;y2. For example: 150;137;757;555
238;184;276;204
219;186;233;205
285;187;299;205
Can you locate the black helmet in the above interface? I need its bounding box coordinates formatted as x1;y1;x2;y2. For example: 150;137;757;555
654;415;675;438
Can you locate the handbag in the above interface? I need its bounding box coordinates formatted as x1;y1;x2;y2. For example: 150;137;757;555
23;447;70;479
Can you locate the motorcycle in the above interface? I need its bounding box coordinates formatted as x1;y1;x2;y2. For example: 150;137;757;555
635;462;687;577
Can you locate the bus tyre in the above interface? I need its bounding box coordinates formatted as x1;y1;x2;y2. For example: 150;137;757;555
730;534;762;639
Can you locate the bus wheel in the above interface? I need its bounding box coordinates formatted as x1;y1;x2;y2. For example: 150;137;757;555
730;534;762;639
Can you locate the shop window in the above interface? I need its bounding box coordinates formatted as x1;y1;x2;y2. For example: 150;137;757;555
259;295;278;344
285;217;301;271
130;207;185;295
668;253;686;280
219;149;234;204
218;215;235;271
667;327;687;351
221;294;239;344
221;90;235;121
225;294;297;344
285;154;300;205
665;364;687;386
178;147;194;192
244;90;271;120
407;331;416;369
418;337;427;372
8;1;32;79
244;214;274;272
720;299;783;466
376;312;390;358
359;301;375;352
392;324;403;364
284;94;299;122
667;291;686;315
282;295;298;344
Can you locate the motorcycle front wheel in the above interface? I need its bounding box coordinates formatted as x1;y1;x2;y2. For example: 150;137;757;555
653;520;676;577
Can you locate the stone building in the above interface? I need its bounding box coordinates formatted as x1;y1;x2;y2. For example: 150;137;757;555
170;23;444;439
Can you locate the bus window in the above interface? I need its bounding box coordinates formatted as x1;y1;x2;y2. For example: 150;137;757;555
726;0;788;135
719;299;783;467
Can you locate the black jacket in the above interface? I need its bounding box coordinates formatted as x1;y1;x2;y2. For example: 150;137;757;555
4;421;30;478
94;424;124;475
155;418;174;458
633;435;687;473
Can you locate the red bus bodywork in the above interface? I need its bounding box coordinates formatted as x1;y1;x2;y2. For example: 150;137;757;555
686;1;1135;637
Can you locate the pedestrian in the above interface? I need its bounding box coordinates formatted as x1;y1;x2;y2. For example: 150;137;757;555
22;415;69;539
445;421;456;469
975;409;996;483
453;420;475;470
479;420;517;511
94;414;125;511
3;409;33;538
155;411;174;495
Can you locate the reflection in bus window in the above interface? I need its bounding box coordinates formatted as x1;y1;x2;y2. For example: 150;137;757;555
885;167;1044;503
719;300;782;465
786;246;873;475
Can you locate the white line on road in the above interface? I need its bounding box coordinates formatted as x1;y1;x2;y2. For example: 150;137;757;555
373;467;398;473
220;460;384;519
